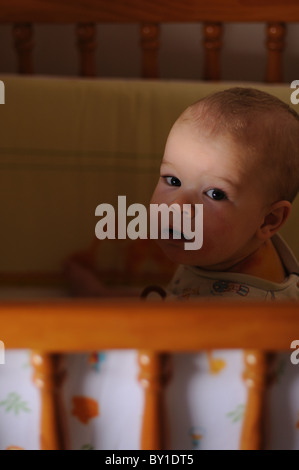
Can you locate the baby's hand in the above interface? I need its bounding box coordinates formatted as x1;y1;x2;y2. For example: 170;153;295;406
63;252;105;297
63;239;142;298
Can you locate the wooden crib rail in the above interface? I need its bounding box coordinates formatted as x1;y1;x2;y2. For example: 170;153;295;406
1;299;298;351
2;0;299;23
0;299;298;450
1;0;299;80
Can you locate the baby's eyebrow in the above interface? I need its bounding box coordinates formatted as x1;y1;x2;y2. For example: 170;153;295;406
218;176;241;189
161;160;175;167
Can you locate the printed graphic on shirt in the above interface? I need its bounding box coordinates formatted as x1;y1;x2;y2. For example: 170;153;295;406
212;281;250;297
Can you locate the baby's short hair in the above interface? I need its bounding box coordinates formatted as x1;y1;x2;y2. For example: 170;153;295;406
181;87;299;203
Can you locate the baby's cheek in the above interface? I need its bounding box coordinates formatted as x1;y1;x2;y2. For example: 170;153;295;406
203;210;230;239
201;213;233;252
149;186;160;206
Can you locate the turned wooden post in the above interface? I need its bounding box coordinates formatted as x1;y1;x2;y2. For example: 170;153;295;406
13;23;34;74
240;350;269;450
31;352;69;450
203;22;223;81
140;23;160;79
138;351;171;449
265;22;286;83
76;23;97;77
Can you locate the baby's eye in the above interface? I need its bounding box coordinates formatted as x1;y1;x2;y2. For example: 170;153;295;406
206;188;227;201
163;176;181;187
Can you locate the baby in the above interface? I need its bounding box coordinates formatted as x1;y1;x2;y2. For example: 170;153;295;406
63;87;299;450
65;87;299;300
151;86;299;300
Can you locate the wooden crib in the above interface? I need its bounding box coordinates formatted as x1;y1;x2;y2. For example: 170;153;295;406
0;0;299;451
2;0;299;81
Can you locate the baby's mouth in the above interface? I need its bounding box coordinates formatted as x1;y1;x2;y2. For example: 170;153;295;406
163;227;191;241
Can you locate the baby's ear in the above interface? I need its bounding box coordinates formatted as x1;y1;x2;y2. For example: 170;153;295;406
257;200;292;240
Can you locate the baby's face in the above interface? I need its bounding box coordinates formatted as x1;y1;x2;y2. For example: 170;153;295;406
150;120;268;271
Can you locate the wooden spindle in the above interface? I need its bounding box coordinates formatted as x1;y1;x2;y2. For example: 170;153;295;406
13;23;34;74
76;23;97;77
203;22;222;81
140;23;160;79
31;352;69;450
240;350;270;450
138;351;171;449
265;22;286;83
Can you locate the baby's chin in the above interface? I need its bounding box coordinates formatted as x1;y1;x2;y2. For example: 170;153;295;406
156;240;234;271
155;239;203;266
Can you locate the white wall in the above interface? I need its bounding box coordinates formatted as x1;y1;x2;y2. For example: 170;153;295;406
0;23;298;82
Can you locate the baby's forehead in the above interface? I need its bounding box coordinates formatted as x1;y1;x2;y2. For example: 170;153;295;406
171;114;246;153
174;106;267;158
178;97;274;132
167;121;256;170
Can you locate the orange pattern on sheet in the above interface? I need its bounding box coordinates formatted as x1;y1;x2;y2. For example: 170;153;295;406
6;445;24;450
207;351;226;374
71;396;99;424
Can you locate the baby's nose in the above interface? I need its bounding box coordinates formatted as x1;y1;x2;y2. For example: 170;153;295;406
171;201;196;219
182;204;196;219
